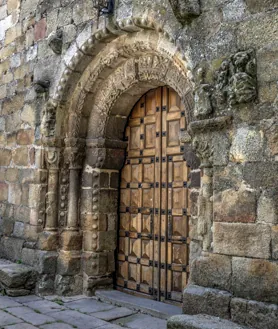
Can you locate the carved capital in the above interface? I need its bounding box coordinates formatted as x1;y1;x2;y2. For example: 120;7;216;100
45;148;60;169
192;135;214;168
169;0;201;24
64;138;86;169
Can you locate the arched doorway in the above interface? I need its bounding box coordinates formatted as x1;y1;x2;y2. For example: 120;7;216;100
116;86;190;303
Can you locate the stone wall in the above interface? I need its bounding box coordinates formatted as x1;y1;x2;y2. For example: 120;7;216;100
0;0;277;320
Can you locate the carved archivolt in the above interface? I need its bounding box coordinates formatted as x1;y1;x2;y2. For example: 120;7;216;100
41;17;194;143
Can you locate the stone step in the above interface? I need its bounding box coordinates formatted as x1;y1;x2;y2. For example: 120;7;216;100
0;259;37;297
95;289;182;319
167;314;251;329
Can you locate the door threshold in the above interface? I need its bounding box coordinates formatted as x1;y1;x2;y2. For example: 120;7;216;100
95;289;182;320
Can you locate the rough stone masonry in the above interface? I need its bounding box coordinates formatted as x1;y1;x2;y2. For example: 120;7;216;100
0;0;278;328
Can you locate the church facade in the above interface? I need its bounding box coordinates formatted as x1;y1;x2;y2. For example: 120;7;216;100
0;0;278;328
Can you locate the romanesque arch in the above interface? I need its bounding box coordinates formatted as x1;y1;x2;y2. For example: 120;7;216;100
38;18;207;295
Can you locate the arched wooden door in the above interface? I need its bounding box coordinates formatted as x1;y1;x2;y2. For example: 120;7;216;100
117;86;190;303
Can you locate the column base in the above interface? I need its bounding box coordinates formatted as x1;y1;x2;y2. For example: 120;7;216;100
38;231;59;251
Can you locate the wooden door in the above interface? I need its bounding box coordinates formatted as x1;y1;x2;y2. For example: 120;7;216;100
117;86;190;303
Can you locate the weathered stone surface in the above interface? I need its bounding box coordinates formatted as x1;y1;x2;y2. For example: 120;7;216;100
231;297;278;329
257;189;278;224
214;183;257;223
183;285;231;319
214;223;271;258
0;262;36;288
232;257;278;304
189;253;231;291
167;314;248;329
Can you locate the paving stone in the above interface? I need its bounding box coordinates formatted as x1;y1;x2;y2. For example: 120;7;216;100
45;295;88;303
41;323;75;329
0;309;22;326
0;296;22;308
113;314;167;329
96;290;182;319
3;323;38;329
66;298;114;313
91;306;136;321
48;310;108;329
99;325;126;329
7;306;56;326
24;300;65;313
14;295;43;303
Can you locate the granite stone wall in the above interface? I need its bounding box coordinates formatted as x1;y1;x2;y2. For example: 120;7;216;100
0;1;278;326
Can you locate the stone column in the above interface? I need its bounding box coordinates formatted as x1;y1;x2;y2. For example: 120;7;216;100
56;138;85;295
38;138;61;251
81;138;126;296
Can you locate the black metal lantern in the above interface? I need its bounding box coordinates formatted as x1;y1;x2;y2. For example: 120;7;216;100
92;0;114;16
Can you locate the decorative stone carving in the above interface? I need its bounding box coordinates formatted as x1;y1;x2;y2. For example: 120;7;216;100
48;30;63;55
229;49;257;106
194;68;213;120
41;102;57;138
169;0;201;24
214;49;257;108
192;136;214;168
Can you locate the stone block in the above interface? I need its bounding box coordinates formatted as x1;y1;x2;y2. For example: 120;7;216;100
98;231;117;251
38;231;59;251
214;222;271;258
189;253;231;291
37;274;55;295
12;221;24;238
8;183;22;205
37;250;57;274
214;183;257;223
21;248;37;267
0;263;35;288
82;251;108;276
57;251;81;276
183;285;231;319
243;162;278;189
245;0;278;14
188;241;202;267
231;297;278;329
110;172;119;188
98;190;118;213
2;236;24;261
60;230;82;251
0;149;11;166
230;126;264;163
0;182;8;201
167;314;248;329
232;257;278;304
6;288;30;297
13;147;29;166
257;189;278;224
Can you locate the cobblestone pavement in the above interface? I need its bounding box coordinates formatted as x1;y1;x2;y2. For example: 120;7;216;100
0;294;167;329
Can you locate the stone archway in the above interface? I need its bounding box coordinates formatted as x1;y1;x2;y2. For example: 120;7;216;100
39;20;197;296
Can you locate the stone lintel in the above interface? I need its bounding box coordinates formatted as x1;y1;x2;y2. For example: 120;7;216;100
189;116;233;134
